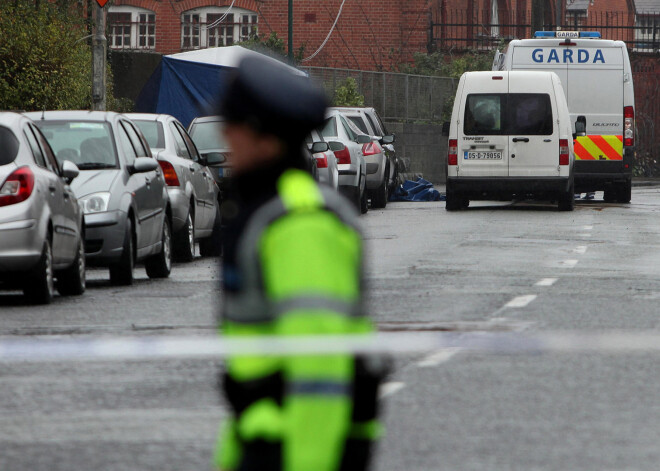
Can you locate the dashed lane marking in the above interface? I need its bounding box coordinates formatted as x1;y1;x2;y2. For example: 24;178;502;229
504;295;538;308
560;259;579;268
582;225;593;230
416;349;459;368
379;382;405;398
535;278;558;287
573;246;588;254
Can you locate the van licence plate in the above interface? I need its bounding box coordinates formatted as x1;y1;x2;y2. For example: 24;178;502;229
464;151;502;160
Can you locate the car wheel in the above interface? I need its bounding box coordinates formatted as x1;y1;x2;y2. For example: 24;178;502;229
24;238;55;304
371;170;388;209
110;218;134;286
359;176;368;214
199;204;222;257
174;209;195;263
145;216;172;279
56;235;86;296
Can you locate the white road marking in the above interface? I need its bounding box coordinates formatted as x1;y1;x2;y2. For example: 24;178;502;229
379;382;405;398
560;259;579;268
504;294;538;308
579;233;592;237
535;278;558;287
416;349;459;368
573;246;588;254
582;225;593;230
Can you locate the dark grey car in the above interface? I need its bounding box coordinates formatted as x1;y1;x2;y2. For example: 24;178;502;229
0;112;84;304
27;111;172;286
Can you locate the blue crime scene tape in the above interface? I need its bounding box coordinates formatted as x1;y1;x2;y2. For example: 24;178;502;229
0;331;659;362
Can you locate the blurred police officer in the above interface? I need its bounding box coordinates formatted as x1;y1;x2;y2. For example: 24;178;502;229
213;55;385;471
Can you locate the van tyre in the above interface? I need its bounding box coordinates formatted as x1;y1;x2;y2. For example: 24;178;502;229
56;235;86;296
174;209;195;262
146;217;172;279
199;205;223;257
617;181;631;203
446;192;468;211
24;238;55;304
558;183;575;211
110;219;134;286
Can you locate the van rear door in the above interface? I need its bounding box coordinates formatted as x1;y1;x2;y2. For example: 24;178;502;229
457;74;509;177
507;74;559;177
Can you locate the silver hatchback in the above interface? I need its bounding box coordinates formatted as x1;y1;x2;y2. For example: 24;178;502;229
0;112;84;304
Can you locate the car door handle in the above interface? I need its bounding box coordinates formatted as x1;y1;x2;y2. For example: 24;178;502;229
145;177;151;185
49;185;56;193
189;166;195;173
512;137;530;143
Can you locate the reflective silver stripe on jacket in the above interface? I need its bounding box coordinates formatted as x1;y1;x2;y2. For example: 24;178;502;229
223;176;363;325
288;380;352;396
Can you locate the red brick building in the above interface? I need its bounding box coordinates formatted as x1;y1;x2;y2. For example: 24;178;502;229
107;0;432;71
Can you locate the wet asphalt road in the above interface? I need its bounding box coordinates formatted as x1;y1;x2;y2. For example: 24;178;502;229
1;188;660;470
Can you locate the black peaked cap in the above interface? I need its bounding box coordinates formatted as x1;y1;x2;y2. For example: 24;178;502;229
218;55;328;141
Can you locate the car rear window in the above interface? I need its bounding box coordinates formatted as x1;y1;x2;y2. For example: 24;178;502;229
188;121;229;152
0;126;19;165
35;121;118;169
133;120;165;150
464;93;553;136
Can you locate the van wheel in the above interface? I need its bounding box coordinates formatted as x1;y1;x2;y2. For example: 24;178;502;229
110;219;134;286
617;181;631;203
146;217;172;279
56;235;86;296
446;192;468;211
558;185;575;211
24;238;55;304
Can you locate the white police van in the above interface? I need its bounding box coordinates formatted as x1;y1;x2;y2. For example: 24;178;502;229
493;31;635;202
446;71;574;211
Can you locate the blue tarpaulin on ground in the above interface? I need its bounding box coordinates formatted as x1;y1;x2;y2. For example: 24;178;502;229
389;178;445;202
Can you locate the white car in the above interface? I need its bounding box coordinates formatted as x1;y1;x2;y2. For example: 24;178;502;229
318;110;369;213
127;113;219;261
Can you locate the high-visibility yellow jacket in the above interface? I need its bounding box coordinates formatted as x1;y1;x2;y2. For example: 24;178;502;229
215;168;383;471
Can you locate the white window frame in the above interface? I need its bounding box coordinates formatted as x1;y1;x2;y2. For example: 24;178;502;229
108;6;156;50
181;7;258;50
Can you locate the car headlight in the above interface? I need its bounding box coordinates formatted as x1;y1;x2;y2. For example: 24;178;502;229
80;192;111;214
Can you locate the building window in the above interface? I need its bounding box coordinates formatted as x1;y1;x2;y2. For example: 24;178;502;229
108;7;155;50
181;7;258;50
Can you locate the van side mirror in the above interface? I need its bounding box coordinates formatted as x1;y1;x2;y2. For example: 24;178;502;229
574;116;587;137
441;122;450;136
311;141;329;153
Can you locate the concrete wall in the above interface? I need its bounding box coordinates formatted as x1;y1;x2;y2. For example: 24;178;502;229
384;121;447;184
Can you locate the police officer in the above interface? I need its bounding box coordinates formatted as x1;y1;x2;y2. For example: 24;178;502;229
213;56;385;471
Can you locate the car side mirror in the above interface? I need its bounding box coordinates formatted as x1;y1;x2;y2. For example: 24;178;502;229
356;134;371;144
203;152;227;166
61;160;79;184
328;141;345;152
311;141;329;153
441;122;450;136
382;134;395;144
132;157;159;174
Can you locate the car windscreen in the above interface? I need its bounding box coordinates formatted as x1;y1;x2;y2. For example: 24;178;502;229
318;117;338;138
188;121;229;151
34;121;118;169
348;116;369;134
133;120;165;150
0;126;19;166
464;93;553;136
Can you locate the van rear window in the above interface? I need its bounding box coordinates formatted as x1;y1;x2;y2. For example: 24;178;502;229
464;93;553;136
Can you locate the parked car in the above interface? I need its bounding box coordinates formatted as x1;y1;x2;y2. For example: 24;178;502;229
318;110;369;213
187;115;232;198
0;112;84;304
329;107;398;208
126;113;219;261
306;129;339;190
27;111;173;285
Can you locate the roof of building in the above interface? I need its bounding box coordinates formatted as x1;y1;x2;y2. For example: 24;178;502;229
636;0;660;13
566;0;590;11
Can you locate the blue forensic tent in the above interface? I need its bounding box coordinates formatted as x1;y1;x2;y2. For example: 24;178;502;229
136;46;305;128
